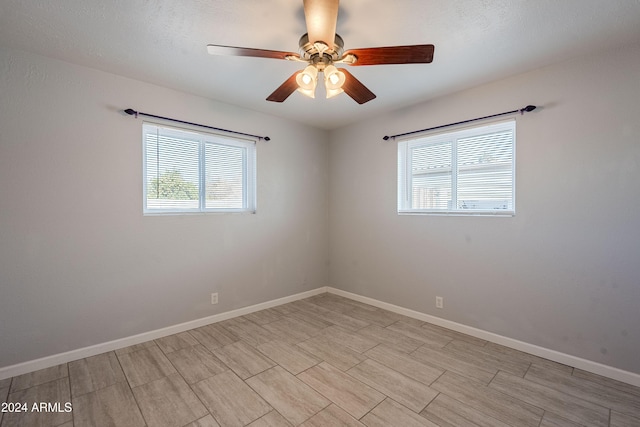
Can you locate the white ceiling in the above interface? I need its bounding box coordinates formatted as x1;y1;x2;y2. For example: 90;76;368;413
1;0;639;130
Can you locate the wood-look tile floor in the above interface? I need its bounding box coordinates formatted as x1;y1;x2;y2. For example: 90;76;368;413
2;293;639;427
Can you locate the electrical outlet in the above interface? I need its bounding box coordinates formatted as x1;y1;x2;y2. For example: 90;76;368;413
436;296;444;309
211;293;218;305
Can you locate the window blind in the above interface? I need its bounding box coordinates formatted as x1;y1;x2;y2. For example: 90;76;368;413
398;120;515;215
143;123;256;214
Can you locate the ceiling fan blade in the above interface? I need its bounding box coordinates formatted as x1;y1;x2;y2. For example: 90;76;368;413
266;72;300;102
340;68;376;104
207;44;299;60
343;44;434;66
303;0;339;47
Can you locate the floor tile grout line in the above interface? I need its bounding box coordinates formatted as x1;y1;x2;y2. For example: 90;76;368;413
114;349;138;391
295;400;331;426
5;294;640;426
487;369;589;424
537;362;640;401
0;377;8;427
416;389;437;415
183;335;309;425
159;337;218;426
520;368;622;415
184;378;218;426
430;369;447;387
295;364;383;423
127;378;151;427
420;390;441;415
65;362;73;426
344;356;438;415
6;370;69;396
487;368;500;386
356;396;388;422
257;369;332;426
294;362;318;379
427;390;522;427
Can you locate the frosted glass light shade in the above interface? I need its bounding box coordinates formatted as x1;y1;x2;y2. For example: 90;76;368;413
296;65;318;98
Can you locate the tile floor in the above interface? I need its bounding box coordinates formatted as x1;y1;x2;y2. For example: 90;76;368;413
1;293;639;426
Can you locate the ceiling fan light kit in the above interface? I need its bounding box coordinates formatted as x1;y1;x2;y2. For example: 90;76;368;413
324;64;346;99
296;64;319;98
207;0;434;104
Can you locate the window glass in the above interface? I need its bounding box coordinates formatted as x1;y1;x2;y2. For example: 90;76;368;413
143;123;256;214
398;120;515;215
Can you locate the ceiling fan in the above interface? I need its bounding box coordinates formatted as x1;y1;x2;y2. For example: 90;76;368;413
207;0;434;104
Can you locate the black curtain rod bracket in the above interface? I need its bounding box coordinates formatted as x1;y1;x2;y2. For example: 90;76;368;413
382;104;536;141
124;108;270;141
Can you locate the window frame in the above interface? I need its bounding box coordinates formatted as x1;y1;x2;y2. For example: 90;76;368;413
397;119;516;216
142;122;257;215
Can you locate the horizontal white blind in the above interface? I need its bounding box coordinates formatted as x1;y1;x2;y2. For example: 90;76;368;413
410;141;452;210
143;123;256;214
205;143;244;209
398;120;515;215
457;130;513;210
145;127;200;211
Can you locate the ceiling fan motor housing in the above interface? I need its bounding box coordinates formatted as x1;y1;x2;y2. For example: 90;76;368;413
298;33;345;69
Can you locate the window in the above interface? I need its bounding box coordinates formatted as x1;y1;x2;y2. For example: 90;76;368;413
143;123;256;214
398;120;515;215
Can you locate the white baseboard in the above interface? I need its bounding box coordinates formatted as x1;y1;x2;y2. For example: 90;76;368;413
327;287;640;388
4;285;639;388
0;287;328;381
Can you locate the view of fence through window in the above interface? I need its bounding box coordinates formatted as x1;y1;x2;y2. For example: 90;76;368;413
398;120;515;215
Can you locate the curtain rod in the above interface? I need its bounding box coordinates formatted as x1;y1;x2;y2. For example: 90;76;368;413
382;105;536;141
124;108;270;141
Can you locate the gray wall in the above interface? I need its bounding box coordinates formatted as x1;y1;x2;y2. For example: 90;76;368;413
2;43;639;376
328;44;640;374
0;48;329;368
